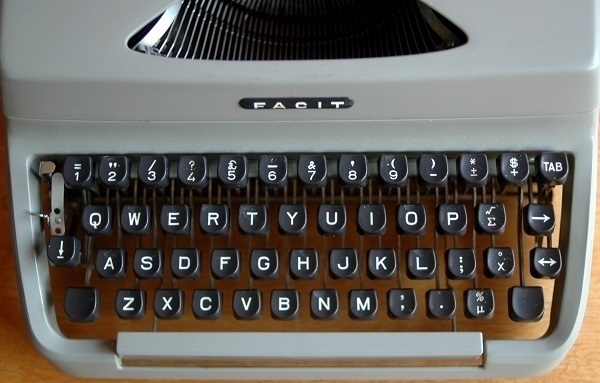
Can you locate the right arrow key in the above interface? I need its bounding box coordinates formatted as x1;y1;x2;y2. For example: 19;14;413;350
523;204;555;235
530;247;562;279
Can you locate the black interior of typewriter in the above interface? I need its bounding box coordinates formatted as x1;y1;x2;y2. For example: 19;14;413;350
128;0;467;60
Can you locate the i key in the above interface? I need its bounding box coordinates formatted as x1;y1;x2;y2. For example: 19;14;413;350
138;155;169;188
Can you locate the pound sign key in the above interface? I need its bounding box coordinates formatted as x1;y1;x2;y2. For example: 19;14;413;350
218;155;248;188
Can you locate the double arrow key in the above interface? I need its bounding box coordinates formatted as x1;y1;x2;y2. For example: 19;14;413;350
523;204;555;235
530;248;562;279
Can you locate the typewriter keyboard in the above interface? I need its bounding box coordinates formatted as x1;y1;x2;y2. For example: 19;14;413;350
39;152;568;341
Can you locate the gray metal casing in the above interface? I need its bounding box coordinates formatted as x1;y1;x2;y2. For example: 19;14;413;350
1;0;598;379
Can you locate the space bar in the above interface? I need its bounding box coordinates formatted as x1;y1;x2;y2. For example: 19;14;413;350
117;332;483;360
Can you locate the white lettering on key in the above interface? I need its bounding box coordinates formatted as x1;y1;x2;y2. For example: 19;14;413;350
220;256;231;270
122;297;135;311
208;212;220;226
141;256;153;271
447;212;459;224
416;257;428;270
200;297;212;311
168;212;180;226
286;211;298;225
297;256;310;270
241;297;253;311
258;256;270;271
104;257;115;270
89;212;102;229
337;256;349;270
246;211;258;226
375;256;387;270
128;211;141;226
278;297;290;311
405;211;418;226
326;211;338;225
318;297;330;311
179;256;190;270
162;297;173;311
356;297;370;311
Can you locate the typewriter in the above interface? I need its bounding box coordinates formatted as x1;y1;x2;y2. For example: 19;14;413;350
1;0;598;380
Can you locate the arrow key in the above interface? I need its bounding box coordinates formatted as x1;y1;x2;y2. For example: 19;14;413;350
530;247;562;278
523;204;555;235
47;236;81;267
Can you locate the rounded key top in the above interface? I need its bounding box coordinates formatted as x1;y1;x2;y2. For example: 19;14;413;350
418;154;448;187
378;154;408;187
427;289;456;319
497;153;529;186
259;155;288;188
98;156;130;189
536;152;569;185
218;154;248;188
63;156;95;189
47;235;81;267
465;289;495;319
64;287;100;322
523;204;555;235
138;155;170;188
178;155;208;189
530;247;562;279
509;286;544;322
457;153;488;187
297;154;328;188
338;154;368;187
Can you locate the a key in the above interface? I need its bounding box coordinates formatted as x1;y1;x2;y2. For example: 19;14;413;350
536;152;569;185
396;204;427;235
138;155;169;188
160;205;191;236
218;154;248;188
338;154;368;187
47;236;81;267
192;290;223;319
329;248;358;279
523;204;555;235
98;156;130;189
154;289;184;319
418;154;448;187
349;290;378;319
289;249;318;279
530;247;562;279
297;154;328;188
437;204;468;235
457;153;488;187
278;204;307;235
497;153;529;186
171;248;201;279
133;249;164;279
378;154;408;187
95;249;126;279
484;247;515;278
475;203;507;235
64;287;100;322
82;205;113;236
446;248;476;279
178;155;208;189
367;249;396;279
259;154;288;188
233;290;262;320
407;248;436;279
121;205;152;235
311;289;339;319
199;204;230;235
115;289;146;319
318;204;347;235
509;286;544;322
250;249;279;280
465;289;495;319
427;289;456;319
388;288;417;319
211;249;240;279
271;290;300;320
357;204;386;235
63;156;95;189
238;204;268;235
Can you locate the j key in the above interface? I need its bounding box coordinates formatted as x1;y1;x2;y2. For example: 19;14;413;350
311;289;339;319
388;288;417;319
211;249;240;279
297;154;328;188
160;205;191;236
318;204;347;235
290;249;319;279
465;289;495;319
349;290;378;320
82;205;113;236
523;204;555;235
138;155;169;188
192;289;223;319
367;249;397;279
95;249;126;279
259;155;288;188
418;154;448;187
47;236;81;267
64;287;100;322
115;289;146;319
233;290;262;320
446;248;476;279
271;290;300;320
536;152;569;185
357;204;386;235
475;203;506;235
407;248;436;279
497;153;529;186
437;204;468;236
171;248;201;279
63;156;95;189
98;156;130;189
509;286;544;322
218;154;248;188
338;154;368;187
484;247;515;278
378;154;408;187
457;154;489;187
329;248;358;279
279;204;307;235
121;205;151;236
199;204;230;235
250;249;279;280
238;204;268;235
154;289;184;319
396;204;427;236
530;247;562;279
178;155;208;189
427;289;456;319
133;249;164;279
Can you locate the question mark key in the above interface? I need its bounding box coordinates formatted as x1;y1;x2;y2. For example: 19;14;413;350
178;155;208;189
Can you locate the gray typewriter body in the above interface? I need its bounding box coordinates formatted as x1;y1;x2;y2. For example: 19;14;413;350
1;0;599;380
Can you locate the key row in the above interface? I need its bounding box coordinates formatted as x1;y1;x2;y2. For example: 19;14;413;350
78;202;554;237
48;241;562;280
64;285;545;323
60;152;569;190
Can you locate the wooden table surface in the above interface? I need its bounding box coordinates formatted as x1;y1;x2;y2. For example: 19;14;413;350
0;115;598;382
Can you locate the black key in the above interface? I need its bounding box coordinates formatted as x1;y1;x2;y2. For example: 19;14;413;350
497;153;529;186
418;154;448;187
396;204;427;235
47;235;80;267
278;204;307;235
115;289;146;319
82;205;113;236
378;154;408;187
437;204;468;236
178;155;208;189
338;154;368;187
367;249;397;279
457;154;488;187
218;154;248;188
133;249;163;279
523;204;555;235
250;249;279;280
475;203;506;235
271;290;300;320
121;205;151;235
238;204;268;235
289;249;318;279
160;205;191;236
98;155;130;189
233;290;262;319
138;155;170;188
171;248;200;279
536;152;569;185
95;249;126;279
199;204;230;235
211;249;240;279
388;288;417;319
192;289;222;319
329;248;358;279
349;290;378;319
446;248;476;280
64;287;100;322
297;154;328;188
63;156;95;189
465;289;495;319
484;247;515;278
357;204;386;235
318;204;347;235
509;286;544;322
427;289;456;319
407;248;436;279
154;289;184;319
311;289;339;319
259;154;288;188
530;247;562;279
